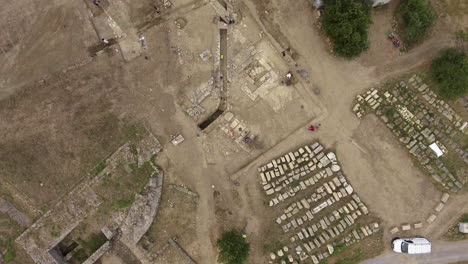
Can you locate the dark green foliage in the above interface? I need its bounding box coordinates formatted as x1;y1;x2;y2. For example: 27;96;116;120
456;30;468;41
291;179;300;188
216;229;250;264
79;233;107;252
322;0;372;58
3;251;15;262
73;248;88;262
460;214;468;222
90;160;107;176
400;0;436;47
384;107;396;120
430;48;468;99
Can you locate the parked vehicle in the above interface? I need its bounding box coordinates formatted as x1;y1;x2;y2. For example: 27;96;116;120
392;237;431;254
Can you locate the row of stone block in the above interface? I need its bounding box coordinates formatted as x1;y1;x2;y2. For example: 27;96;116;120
279;189;366;233
261;151;335;196
277;176;354;228
268;165;339;206
274;223;379;264
390;193;450;234
287;196;368;242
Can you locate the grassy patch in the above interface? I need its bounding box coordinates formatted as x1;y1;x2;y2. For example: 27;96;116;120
95;160;154;220
3;250;15;262
216;229;250;264
262;240;285;254
384;107;397;121
73;248;88;262
337;249;364;264
443;213;468;241
456;30;468;41
116;199;134;208
39;204;50;214
90;159;107;176
291;180;300;188
332;243;348;255
441;151;467;180
79;233;107;252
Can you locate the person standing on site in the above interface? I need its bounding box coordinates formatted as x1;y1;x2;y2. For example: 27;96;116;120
308;123;321;132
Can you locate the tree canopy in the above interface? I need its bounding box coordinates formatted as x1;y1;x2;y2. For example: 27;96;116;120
216;229;250;264
322;0;372;58
430;48;468;100
400;0;436;48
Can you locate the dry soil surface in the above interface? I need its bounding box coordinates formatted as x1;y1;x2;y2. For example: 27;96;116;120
0;0;467;264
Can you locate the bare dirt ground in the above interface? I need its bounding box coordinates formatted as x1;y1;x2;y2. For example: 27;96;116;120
100;254;124;264
348;115;440;225
0;54;140;207
141;155;198;261
0;0;98;99
0;0;467;263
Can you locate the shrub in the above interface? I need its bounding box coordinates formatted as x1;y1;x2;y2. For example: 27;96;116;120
456;30;468;41
400;0;436;47
216;229;250;264
3;251;15;262
430;48;468;100
322;0;372;58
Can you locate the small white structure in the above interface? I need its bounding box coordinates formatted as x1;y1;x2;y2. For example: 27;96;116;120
371;0;391;7
460;122;467;132
171;135;185;145
314;0;391;8
459;222;468;234
429;143;444;158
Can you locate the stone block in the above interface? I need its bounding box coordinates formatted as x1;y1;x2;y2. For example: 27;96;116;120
361;226;369;236
435;202;445;212
390;227;399;234
352;230;360;240
426;214;437;224
441;193;450;203
297;232;304;240
401;224;411;231
414;222;423;229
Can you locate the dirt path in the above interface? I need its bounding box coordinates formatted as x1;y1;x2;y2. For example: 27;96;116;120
0;0;462;263
222;0;465;262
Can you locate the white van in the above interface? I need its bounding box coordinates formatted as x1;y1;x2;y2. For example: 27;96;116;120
392;237;432;254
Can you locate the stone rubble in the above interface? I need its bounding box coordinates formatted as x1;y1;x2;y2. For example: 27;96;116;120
16;132;163;264
353;75;466;192
260;142;378;263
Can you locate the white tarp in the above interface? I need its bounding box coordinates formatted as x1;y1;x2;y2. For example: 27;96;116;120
459;222;468;234
429;143;444;157
171;135;184;145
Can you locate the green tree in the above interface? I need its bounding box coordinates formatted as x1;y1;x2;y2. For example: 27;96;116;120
322;0;372;58
216;229;250;264
430;48;468;99
400;0;436;48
